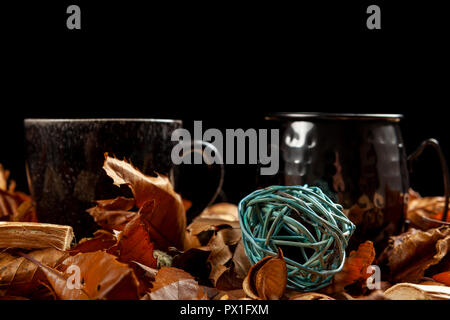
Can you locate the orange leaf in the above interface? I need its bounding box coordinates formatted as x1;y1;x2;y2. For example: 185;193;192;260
0;249;67;296
102;155;186;250
87;197;137;231
40;251;140;300
117;207;157;269
433;271;450;286
324;241;375;293
69;230;117;255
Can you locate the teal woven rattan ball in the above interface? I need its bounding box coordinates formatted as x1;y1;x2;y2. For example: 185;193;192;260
238;185;356;292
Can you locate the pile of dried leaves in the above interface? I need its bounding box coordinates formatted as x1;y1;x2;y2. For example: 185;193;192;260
1;159;450;300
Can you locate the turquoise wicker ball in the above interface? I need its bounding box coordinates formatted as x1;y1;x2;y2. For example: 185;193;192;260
238;185;355;291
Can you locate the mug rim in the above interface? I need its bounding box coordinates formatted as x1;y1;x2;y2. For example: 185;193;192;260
24;118;183;124
265;112;403;122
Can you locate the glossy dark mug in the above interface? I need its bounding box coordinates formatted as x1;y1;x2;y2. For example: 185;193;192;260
260;113;449;252
24;119;223;239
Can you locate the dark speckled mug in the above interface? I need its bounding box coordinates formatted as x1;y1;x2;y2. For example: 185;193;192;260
24;118;184;239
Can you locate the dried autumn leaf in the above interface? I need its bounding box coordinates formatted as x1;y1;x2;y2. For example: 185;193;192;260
200;203;239;222
0;189;37;223
103;155;186;250
182;199;192;212
185;203;241;250
0;248;67;296
87;197;136;231
231;239;251;280
117;204;157;269
147;267;207;300
432;271;450;286
0;164;10;191
407;195;450;229
69;230;117;255
131;261;159;295
377;226;450;283
206;228;241;287
243;248;287;300
40;251;140;300
208;232;248;291
0;165;36;222
324;241;375;294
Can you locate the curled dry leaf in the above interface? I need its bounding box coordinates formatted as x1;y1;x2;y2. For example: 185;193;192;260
323;241;375;294
231;239;251;280
185;202;240;249
377;226;450;283
200;203;239;222
117;205;157;269
102;155;186;250
0;164;36;222
131;261;159;295
39;251;140;300
87;197;136;231
0;164;10;191
207;229;234;284
407;194;450;229
243;248;287;300
211;237;250;291
69;230;117;255
147;267;207;300
0;248;67;296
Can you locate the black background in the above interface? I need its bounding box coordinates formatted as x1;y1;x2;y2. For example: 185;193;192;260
2;1;449;203
0;0;449;314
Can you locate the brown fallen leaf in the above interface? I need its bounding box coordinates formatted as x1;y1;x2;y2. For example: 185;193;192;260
211;239;250;291
207;229;234;285
38;251;140;300
407;195;450;229
131;261;159;295
0;248;67;296
0;189;37;223
87;197;136;231
117;204;158;268
323;241;375;294
103;155;186;250
377;226;450;283
231;239;251;280
147;267;207;300
0;164;36;222
199;203;239;222
243;248;287;300
185;202;240;250
433;271;450;286
69;230;117;255
0;164;10;191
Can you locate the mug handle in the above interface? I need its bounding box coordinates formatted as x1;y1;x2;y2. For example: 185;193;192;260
407;138;450;222
177;139;225;212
